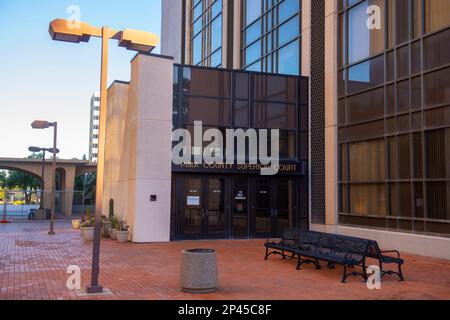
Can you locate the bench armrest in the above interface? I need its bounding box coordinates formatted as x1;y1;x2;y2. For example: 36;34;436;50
380;250;401;258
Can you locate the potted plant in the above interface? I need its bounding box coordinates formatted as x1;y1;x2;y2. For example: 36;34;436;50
109;215;118;240
101;215;111;238
80;218;95;241
115;216;130;243
71;217;82;230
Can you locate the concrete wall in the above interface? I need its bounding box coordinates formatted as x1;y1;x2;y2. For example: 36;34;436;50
161;0;183;62
312;223;450;260
104;54;173;243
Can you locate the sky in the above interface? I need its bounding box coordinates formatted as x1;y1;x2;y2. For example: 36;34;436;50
0;0;161;160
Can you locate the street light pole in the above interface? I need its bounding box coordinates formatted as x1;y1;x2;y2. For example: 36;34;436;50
1;175;10;224
48;18;159;295
49;122;57;235
40;149;46;210
87;26;109;294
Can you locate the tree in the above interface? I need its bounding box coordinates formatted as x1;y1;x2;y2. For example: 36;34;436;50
6;171;41;204
28;152;44;160
74;172;96;205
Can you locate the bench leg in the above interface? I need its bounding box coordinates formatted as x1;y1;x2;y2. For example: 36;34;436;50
264;246;269;260
342;264;367;284
327;262;336;269
380;262;405;282
281;250;287;259
296;257;321;270
296;256;302;270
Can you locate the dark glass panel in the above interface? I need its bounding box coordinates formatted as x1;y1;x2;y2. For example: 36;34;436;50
398;183;412;217
389;183;398;216
425;129;449;179
339;120;385;142
424;68;450;107
398;134;411;179
396;114;410;133
423;28;450;70
396;0;410;44
387;0;395;48
338;99;346;125
425;0;450;33
234;100;249;128
253;74;297;103
427;182;449;220
412;112;422;130
349;139;386;181
235;72;249;99
340;144;348;181
397;45;410;79
338;70;346;97
412;0;422;39
413;132;423;179
255;179;271;233
347;87;384;123
182;97;231;126
414;182;425;218
397;80;410;113
252;102;296;129
233;177;248;238
350;184;387;216
411;41;421;75
424;106;450;129
183;67;230;97
207;178;226;235
387;84;395;116
347;55;384;94
386;50;395;82
411;77;422;110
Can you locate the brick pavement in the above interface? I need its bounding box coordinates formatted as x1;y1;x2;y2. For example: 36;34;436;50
0;221;449;300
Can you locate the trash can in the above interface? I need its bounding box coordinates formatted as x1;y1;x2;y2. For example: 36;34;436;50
180;249;218;293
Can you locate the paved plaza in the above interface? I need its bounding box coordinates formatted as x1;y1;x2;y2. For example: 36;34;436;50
0;221;449;300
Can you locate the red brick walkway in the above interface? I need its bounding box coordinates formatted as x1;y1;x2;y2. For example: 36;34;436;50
0;221;449;300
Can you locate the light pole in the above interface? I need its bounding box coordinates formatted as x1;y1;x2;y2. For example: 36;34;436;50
1;174;10;224
48;18;159;294
28;146;60;210
31;121;58;235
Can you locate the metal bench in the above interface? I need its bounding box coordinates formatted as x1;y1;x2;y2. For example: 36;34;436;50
265;229;404;283
367;241;405;281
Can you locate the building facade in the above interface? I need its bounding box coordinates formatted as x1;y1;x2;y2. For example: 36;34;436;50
89;92;100;163
101;0;450;259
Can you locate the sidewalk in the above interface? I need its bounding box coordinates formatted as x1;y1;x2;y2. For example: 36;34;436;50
0;221;449;300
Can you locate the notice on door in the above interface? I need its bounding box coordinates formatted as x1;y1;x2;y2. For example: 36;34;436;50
187;196;200;206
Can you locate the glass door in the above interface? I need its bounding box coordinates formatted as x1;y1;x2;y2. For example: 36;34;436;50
181;177;203;238
253;179;272;237
251;178;297;238
232;177;249;238
206;178;226;238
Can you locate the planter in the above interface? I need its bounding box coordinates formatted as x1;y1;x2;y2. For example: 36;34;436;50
109;228;117;240
116;230;129;243
72;219;82;230
102;221;112;237
180;249;218;294
80;227;95;241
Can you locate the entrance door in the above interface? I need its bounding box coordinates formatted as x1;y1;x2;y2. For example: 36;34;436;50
252;178;297;238
232;177;249;238
180;176;227;239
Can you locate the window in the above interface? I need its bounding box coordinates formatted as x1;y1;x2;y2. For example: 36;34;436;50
242;0;301;75
190;0;223;67
425;0;450;33
348;0;385;64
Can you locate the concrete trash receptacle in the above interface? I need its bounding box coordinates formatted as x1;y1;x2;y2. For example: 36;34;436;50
180;249;218;293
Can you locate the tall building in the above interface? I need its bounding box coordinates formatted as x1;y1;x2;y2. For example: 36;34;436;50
101;0;450;259
89;92;100;163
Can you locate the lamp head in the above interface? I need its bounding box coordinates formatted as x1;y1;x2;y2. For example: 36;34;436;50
118;29;159;53
31;121;50;129
28;146;43;153
49;19;94;43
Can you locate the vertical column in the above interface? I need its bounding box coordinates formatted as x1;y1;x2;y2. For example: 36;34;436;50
324;0;339;225
310;0;326;224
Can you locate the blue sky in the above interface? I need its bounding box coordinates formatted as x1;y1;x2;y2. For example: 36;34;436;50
0;0;161;159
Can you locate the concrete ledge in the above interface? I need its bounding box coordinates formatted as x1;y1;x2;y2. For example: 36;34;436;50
311;224;450;260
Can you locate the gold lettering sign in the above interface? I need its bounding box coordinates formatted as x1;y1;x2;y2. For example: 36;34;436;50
178;163;297;173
